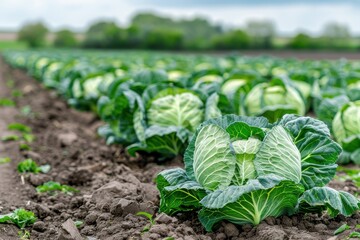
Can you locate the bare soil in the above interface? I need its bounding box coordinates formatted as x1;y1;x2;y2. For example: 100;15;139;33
0;57;360;240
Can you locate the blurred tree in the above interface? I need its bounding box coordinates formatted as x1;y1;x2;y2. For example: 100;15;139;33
322;22;350;39
83;21;126;48
212;30;251;49
321;22;352;49
53;29;78;48
144;28;183;50
131;13;222;49
124;25;143;48
289;33;314;49
177;17;223;49
246;21;275;49
18;22;48;48
131;13;174;31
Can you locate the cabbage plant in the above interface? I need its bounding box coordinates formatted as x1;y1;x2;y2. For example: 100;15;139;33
220;70;264;115
96;70;173;145
244;78;306;122
98;80;229;157
157;114;359;231
97;88;142;145
333;101;360;163
126;85;228;158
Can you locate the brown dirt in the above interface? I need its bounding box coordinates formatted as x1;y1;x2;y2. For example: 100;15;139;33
0;57;360;240
0;59;33;240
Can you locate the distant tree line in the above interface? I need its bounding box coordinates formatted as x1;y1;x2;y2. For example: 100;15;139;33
17;13;359;50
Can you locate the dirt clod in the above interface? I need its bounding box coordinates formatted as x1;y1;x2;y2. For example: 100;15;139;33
255;224;286;240
33;203;53;219
155;213;177;224
314;223;328;233
58;132;78;147
28;173;51;186
61;219;83;240
33;221;46;232
224;222;240;237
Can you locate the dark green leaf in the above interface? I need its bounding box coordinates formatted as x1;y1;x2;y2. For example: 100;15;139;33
298;187;360;217
156;168;207;215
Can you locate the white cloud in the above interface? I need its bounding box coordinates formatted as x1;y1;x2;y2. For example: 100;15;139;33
0;0;359;35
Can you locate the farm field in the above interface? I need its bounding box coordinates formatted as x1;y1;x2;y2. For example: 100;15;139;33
0;50;360;240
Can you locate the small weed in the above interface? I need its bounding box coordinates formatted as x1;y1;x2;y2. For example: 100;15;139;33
36;181;78;195
19;143;31;151
22;133;35;143
17;159;50;174
136;211;155;233
0;209;37;229
348;231;360;238
1;134;20;142
0;157;11;164
0;98;15;107
7;123;31;133
18;230;31;240
11;89;23;98
75;220;83;228
334;224;350;235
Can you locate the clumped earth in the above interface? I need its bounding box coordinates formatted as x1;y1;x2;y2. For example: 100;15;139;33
0;57;360;240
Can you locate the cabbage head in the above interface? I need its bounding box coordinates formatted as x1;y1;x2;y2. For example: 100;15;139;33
333;101;360;163
244;79;306;122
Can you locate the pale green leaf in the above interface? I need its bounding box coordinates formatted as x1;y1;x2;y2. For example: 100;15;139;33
193;124;236;191
254;125;302;183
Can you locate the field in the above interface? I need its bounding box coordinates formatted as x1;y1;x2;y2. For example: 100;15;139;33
0;41;27;50
0;50;360;240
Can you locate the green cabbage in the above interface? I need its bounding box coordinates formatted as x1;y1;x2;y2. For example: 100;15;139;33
245;80;306;122
333;101;360;163
157;114;358;231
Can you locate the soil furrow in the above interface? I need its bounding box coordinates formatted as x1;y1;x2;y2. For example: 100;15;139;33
0;57;30;240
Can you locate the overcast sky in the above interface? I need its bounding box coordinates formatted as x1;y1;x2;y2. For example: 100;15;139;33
0;0;359;35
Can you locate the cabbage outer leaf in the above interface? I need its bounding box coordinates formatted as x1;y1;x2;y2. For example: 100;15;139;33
297;187;360;217
157;168;207;215
198;174;303;230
